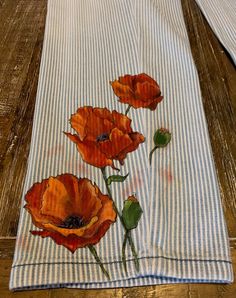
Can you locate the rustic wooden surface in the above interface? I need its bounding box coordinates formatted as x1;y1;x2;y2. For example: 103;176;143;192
0;0;47;236
0;0;235;297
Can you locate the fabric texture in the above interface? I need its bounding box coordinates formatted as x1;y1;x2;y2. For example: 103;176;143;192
10;0;233;291
196;0;236;64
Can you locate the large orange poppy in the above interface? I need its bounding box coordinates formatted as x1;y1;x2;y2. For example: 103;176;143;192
25;174;116;253
110;73;163;110
65;107;145;169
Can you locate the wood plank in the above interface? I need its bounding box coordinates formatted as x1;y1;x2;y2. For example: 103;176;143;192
181;0;236;237
0;0;47;236
0;238;15;259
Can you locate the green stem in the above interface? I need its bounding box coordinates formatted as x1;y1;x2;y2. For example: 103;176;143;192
125;105;131;115
101;167;121;218
101;167;140;272
149;146;158;166
88;245;110;280
127;232;139;272
122;230;129;274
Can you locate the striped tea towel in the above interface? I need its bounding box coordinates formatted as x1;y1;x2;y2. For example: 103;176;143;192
10;0;233;291
196;0;236;65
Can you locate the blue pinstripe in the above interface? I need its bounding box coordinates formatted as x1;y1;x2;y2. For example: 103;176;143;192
10;0;233;291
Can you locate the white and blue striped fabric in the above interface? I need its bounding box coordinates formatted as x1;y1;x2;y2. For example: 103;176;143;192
10;0;233;291
196;0;236;64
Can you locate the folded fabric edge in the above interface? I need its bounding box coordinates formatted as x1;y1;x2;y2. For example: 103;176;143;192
9;257;233;291
195;0;236;65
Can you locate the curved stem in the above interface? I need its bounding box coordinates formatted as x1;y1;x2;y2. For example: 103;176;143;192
149;146;158;166
88;245;110;280
101;167;140;272
101;167;121;219
125;104;131;115
122;230;129;274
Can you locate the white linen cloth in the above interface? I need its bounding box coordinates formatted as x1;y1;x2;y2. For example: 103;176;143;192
10;0;233;290
196;0;236;64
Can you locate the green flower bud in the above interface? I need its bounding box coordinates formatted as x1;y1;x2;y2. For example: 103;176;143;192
153;128;171;147
122;196;143;230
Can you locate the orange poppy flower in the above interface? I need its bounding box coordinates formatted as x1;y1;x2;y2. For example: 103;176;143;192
110;73;163;110
25;174;116;253
65;107;145;169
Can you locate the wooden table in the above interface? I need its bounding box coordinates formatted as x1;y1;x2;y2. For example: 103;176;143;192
0;0;235;297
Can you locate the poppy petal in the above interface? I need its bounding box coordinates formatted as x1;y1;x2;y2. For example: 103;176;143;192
110;80;134;99
134;73;159;85
93;107;113;121
111;74;163;111
42;216;99;237
118;74;135;88
26;174;117;253
112;110;132;133
74;178;102;221
65;132;113;168
77;140;114;168
82;193;116;238
147;96;164;110
31;220;113;253
117;132;145;161
67;106;146;168
135;81;161;101
42;192;116;239
83;108;114;142
41;177;73;222
51;175;103;222
70;106;90;140
99;128;133;159
25;179;63;227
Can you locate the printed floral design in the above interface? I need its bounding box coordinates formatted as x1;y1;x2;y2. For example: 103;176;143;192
121;195;143;273
25;72;170;279
64;106;145;169
110;73;163;112
111;73;170;165
25;174;116;253
149;128;171;165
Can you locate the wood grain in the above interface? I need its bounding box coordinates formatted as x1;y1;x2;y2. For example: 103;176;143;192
0;0;235;297
0;0;47;236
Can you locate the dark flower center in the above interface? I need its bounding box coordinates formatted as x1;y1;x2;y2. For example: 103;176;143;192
59;215;85;229
96;133;109;142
